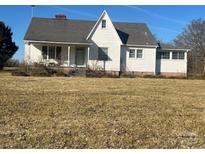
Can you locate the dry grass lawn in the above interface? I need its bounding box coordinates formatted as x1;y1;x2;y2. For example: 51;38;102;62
0;72;205;148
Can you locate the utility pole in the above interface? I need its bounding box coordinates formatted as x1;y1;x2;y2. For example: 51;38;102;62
31;5;35;18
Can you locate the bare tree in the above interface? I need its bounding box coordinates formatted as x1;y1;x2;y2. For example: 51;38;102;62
174;19;205;75
174;19;205;55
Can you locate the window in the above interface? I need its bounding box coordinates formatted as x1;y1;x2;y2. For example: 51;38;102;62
172;51;184;59
42;46;47;59
137;49;143;58
49;46;55;59
42;45;62;60
98;47;108;61
179;52;185;59
56;46;62;60
129;49;135;58
160;52;170;59
102;20;106;28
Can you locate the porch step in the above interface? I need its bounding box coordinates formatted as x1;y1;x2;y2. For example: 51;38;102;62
69;68;87;76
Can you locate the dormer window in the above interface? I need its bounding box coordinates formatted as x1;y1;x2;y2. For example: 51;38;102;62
102;20;106;28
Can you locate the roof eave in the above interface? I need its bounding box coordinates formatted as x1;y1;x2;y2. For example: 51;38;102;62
125;44;158;48
86;10;107;40
24;40;93;45
161;48;190;51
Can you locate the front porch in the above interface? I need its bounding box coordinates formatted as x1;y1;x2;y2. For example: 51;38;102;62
30;42;90;68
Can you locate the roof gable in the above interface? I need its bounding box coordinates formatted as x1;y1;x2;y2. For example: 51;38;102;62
86;10;106;40
86;10;122;44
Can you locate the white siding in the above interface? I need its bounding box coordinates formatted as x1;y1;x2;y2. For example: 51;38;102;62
25;43;68;64
123;46;157;74
156;51;187;75
88;12;122;71
24;43;42;63
24;43;30;63
24;43;88;67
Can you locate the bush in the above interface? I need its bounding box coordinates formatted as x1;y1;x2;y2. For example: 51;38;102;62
55;70;70;77
120;72;137;78
12;63;70;77
86;70;105;78
187;74;205;80
142;74;157;78
4;59;20;67
86;70;119;78
12;63;50;77
11;71;30;76
11;62;29;76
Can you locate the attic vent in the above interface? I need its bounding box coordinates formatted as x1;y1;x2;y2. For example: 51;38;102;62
55;14;67;19
145;31;148;36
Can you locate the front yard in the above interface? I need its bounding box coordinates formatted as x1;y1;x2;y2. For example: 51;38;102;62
0;72;204;148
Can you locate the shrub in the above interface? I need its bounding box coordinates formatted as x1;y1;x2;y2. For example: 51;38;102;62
12;62;30;76
120;72;137;78
12;63;50;77
86;70;119;78
11;70;30;76
103;73;120;78
86;70;105;78
55;70;70;77
4;59;20;67
142;74;157;78
187;74;205;80
12;63;71;77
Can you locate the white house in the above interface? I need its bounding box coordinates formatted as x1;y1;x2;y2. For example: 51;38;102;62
24;10;189;77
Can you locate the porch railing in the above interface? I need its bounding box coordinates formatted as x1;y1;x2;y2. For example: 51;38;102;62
40;59;69;67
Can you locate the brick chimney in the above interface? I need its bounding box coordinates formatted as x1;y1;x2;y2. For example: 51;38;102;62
55;14;67;19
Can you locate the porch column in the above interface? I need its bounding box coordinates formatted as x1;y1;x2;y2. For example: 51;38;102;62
67;46;70;66
170;51;172;60
87;46;90;67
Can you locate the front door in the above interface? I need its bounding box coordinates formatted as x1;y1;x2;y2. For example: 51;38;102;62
76;49;85;66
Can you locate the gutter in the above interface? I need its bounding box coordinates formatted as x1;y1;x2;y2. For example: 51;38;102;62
24;40;93;46
161;48;190;51
124;44;158;48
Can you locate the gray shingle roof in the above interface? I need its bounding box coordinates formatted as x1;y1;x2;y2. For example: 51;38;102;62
158;43;189;50
24;17;157;46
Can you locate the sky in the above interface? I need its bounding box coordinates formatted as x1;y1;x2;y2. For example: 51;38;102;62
0;5;205;60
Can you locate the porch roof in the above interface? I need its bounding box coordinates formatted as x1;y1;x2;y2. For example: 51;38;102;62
25;40;92;46
158;43;190;51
